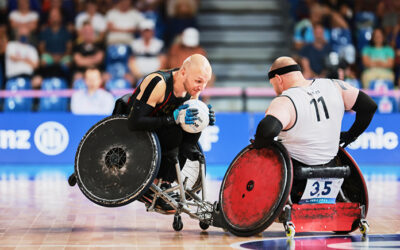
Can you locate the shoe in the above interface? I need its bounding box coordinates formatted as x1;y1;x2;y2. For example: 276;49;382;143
154;183;179;214
155;198;176;214
160;183;181;201
138;190;154;205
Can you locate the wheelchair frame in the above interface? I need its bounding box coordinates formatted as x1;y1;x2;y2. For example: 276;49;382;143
72;115;369;237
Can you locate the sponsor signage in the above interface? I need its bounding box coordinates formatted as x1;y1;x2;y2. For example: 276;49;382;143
0;113;398;165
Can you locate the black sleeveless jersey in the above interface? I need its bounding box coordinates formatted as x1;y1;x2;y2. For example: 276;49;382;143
130;68;191;117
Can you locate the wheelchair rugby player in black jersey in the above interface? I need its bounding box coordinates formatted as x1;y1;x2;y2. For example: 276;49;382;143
70;54;215;217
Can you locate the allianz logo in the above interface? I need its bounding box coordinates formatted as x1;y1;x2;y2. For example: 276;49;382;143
348;127;398;150
0;121;69;155
0;130;30;149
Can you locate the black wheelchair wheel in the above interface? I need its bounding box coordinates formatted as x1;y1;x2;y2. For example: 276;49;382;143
74;116;161;207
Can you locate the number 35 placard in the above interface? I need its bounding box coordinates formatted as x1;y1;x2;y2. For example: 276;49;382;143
299;178;344;204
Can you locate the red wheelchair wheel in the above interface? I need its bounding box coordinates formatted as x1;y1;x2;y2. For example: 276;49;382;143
220;142;293;236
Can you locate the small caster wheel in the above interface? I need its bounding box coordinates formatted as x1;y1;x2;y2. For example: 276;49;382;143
173;214;183;231
285;222;295;239
199;221;209;230
359;219;369;236
68;173;77;186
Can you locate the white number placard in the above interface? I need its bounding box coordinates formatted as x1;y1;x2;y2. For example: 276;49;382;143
299;178;344;204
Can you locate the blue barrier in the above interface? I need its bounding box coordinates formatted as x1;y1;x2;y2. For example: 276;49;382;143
0;113;398;165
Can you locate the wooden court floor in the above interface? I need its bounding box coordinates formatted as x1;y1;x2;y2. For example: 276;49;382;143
0;172;399;249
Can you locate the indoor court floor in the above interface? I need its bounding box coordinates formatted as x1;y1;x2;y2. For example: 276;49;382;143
0;164;399;249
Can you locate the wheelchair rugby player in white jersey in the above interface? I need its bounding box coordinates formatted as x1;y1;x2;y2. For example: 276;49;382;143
217;56;377;237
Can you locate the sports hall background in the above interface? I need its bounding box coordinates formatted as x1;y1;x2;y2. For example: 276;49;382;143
0;0;400;175
0;0;399;248
0;0;399;207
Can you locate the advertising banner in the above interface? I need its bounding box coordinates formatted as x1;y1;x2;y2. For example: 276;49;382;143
0;113;398;165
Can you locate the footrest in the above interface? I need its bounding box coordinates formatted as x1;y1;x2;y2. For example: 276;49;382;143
291;202;361;232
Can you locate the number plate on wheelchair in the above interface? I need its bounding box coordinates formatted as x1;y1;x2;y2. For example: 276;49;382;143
299;178;344;204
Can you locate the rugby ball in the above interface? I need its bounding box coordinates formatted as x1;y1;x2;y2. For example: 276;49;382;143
179;99;209;133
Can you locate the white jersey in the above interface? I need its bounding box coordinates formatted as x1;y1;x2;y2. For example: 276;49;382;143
278;78;345;165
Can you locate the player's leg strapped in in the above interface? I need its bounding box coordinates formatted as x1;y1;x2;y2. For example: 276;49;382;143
155;125;183;183
180;131;202;162
155;126;201;182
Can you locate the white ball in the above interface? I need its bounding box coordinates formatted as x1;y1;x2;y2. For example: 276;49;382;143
179;99;209;133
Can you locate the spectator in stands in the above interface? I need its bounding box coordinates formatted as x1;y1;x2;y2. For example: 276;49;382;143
38;8;72;80
70;67;114;115
9;0;39;40
167;27;214;102
299;23;332;79
135;0;164;39
8;0;41;12
392;17;400;87
164;0;198;47
167;27;206;68
105;0;145;45
75;0;107;41
0;1;8;33
293;3;331;51
0;32;7;88
5;26;39;80
376;1;400;47
72;22;105;81
95;0;115;15
40;0;76;32
128;19;166;84
361;27;395;88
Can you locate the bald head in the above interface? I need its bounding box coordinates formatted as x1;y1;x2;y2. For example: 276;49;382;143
179;54;212;97
182;54;212;79
268;56;308;94
270;56;298;71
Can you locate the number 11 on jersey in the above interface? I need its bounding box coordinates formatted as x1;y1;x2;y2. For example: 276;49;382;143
310;96;330;122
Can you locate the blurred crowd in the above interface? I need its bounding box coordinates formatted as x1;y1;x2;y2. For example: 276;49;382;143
289;0;400;92
0;0;210;114
4;0;400;114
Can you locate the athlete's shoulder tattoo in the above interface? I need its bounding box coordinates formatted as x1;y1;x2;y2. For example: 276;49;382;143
332;79;347;90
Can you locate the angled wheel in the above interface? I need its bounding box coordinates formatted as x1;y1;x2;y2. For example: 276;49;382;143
74;116;161;207
219;142;293;237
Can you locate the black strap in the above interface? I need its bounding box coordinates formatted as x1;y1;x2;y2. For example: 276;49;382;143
140;76;161;103
127;99;175;131
268;64;301;79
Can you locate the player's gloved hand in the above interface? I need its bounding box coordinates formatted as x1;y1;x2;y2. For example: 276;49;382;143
339;131;357;148
173;104;198;124
208;104;215;126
